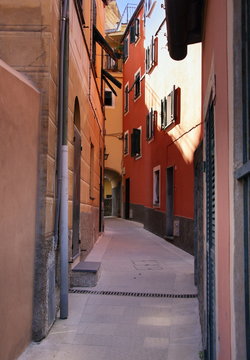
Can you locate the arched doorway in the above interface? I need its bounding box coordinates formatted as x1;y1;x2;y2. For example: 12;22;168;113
72;97;81;258
104;169;122;217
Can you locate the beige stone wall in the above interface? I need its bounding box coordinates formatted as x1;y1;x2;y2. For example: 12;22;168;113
0;60;40;360
0;0;106;343
68;0;105;260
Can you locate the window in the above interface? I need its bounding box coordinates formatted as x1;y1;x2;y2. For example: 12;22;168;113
146;108;155;141
161;86;176;129
104;90;113;106
135;18;140;42
124;131;129;155
146;36;158;73
124;83;129;113
134;71;141;99
105;55;118;71
130;18;140;44
131;127;141;158
153;166;160;207
123;37;128;62
90;143;95;199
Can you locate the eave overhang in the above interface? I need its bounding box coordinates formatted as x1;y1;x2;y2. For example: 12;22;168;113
93;25;117;60
165;0;204;61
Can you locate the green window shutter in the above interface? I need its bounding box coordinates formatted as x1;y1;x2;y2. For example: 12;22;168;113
146;114;149;140
130;25;135;43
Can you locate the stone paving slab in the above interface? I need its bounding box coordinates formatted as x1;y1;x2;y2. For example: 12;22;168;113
18;218;202;360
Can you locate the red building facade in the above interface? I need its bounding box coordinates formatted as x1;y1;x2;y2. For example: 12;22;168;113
122;0;201;254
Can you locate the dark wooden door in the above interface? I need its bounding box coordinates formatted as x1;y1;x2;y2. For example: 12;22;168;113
125;178;130;219
166;167;174;236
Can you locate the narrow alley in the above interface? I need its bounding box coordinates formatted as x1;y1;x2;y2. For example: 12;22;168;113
19;218;202;360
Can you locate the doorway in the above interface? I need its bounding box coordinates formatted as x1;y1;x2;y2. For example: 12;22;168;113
125;178;130;219
166;167;174;237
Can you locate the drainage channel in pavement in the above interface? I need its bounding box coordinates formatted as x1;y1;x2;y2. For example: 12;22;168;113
69;288;198;298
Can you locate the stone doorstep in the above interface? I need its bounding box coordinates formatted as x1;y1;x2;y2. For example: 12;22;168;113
70;261;101;288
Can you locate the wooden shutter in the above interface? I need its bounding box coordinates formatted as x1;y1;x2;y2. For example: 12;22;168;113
171;85;176;121
123;38;128;62
135;18;140;40
205;104;216;360
130;25;135;43
146;114;149;140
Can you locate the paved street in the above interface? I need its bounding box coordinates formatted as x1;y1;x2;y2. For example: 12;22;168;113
19;218;202;360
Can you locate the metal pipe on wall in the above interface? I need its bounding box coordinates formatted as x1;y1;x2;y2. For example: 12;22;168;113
58;0;69;319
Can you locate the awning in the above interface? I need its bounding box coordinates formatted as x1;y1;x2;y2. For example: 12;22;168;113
93;25;117;60
165;0;204;61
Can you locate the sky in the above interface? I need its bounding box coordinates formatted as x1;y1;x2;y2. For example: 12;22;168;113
116;0;140;16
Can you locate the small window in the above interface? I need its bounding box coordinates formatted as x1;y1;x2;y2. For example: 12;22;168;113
105;55;117;71
135;18;140;42
104;90;113;106
124;83;129;113
161;86;176;129
124;131;129;155
131;127;142;158
153;166;160;207
123;37;128;62
134;71;141;99
130;18;140;44
146;36;158;73
146;108;155;141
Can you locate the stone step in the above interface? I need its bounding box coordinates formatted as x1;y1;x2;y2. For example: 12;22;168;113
70;261;101;287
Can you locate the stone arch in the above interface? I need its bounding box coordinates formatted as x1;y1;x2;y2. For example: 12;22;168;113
104;168;122;217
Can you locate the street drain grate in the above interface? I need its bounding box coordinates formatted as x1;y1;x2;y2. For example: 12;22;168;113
69;288;197;298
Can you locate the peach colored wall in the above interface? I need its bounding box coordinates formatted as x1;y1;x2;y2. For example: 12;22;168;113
105;70;123;176
202;0;231;358
0;61;40;360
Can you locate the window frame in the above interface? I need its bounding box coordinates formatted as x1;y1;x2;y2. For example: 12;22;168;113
131;126;142;159
153;165;161;207
123;130;129;156
146;108;155;141
134;70;141;100
161;86;176;130
123;37;129;63
124;82;129;114
104;89;113;107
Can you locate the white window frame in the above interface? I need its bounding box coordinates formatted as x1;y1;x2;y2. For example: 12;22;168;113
123;36;129;63
123;130;129;156
153;165;161;207
134;69;141;101
104;88;114;108
124;82;129;114
135;126;142;160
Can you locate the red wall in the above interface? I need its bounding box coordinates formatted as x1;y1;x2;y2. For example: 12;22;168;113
123;6;198;221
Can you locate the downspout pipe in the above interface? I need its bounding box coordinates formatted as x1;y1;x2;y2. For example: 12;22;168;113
58;0;69;319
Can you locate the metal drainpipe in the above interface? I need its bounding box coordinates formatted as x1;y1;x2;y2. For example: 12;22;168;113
58;0;69;319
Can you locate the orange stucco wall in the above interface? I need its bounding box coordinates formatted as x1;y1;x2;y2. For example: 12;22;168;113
202;0;231;358
0;61;40;360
